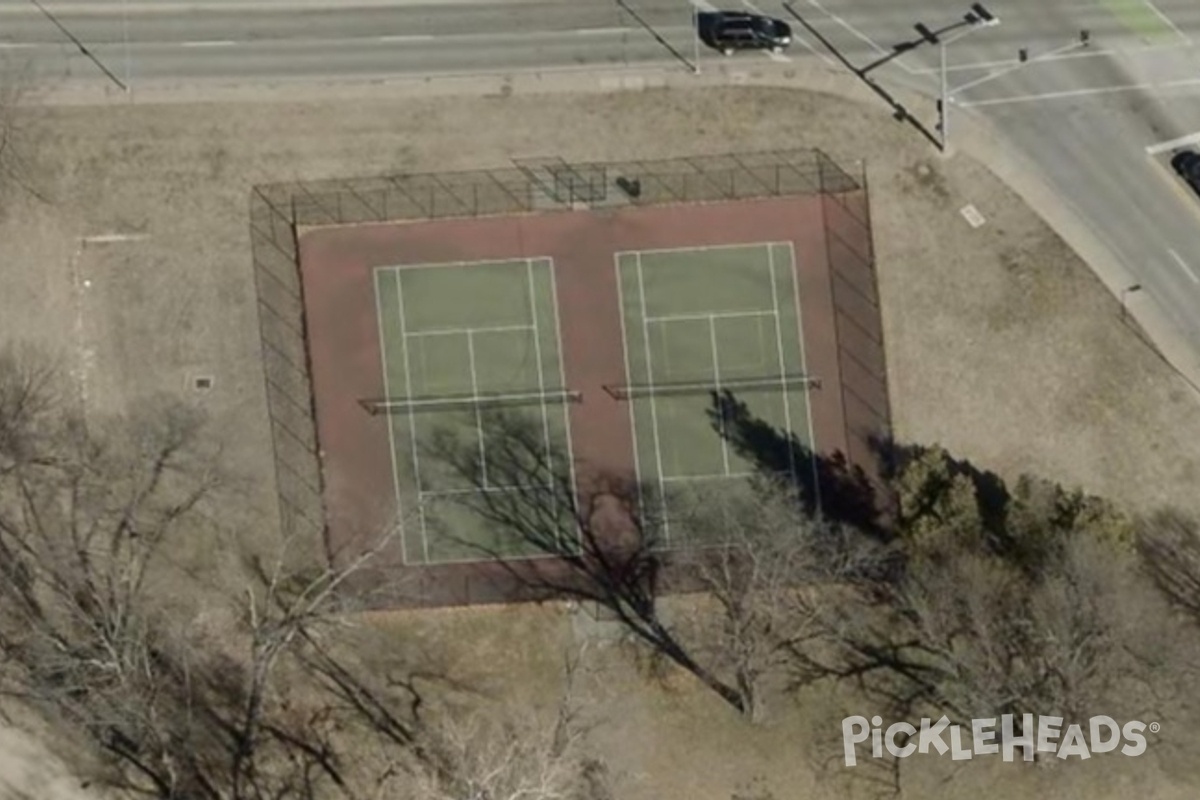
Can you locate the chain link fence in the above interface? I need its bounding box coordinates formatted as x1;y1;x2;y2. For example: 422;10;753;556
249;148;879;557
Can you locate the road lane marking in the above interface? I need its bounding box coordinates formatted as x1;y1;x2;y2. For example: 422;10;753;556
574;28;626;36
803;0;917;73
1147;131;1200;154
179;40;236;47
958;76;1200;107
378;34;436;42
1169;249;1199;283
1142;0;1189;43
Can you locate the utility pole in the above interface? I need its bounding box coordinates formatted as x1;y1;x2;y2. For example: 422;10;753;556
916;3;999;153
122;0;132;94
692;4;700;74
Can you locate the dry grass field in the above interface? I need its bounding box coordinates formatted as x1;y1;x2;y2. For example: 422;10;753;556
2;79;1200;798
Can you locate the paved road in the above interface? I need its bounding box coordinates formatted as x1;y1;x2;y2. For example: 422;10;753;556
4;0;1200;376
784;0;1200;371
0;0;701;81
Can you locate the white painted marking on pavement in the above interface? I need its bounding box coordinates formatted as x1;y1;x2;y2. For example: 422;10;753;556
690;0;718;11
378;34;435;42
180;40;236;48
1169;248;1199;283
958;77;1200;108
1143;0;1189;44
82;233;149;244
1147;131;1200;154
803;0;916;73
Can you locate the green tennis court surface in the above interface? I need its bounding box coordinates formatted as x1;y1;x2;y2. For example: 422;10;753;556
374;258;576;564
616;243;816;546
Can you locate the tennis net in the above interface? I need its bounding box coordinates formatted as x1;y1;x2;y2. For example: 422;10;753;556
360;388;582;415
603;374;820;400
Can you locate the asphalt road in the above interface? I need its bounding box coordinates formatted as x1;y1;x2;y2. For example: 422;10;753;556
784;0;1200;367
4;0;1200;374
0;0;696;80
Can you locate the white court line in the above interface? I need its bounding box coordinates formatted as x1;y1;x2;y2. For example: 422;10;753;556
645;309;776;325
614;256;647;521
782;240;820;512
373;269;407;562
707;314;732;475
1143;0;1189;44
544;256;580;553
661;471;755;483
958;76;1200;108
525;258;556;522
1147;131;1200;154
636;252;672;541
615;240;793;257
407;323;534;337
420;482;555;499
391;256;531;271
179;40;235;48
1169;249;1200;283
766;245;800;485
465;331;490;490
392;270;429;563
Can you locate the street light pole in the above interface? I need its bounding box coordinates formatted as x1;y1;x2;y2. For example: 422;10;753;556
916;3;997;153
122;0;131;94
939;38;948;149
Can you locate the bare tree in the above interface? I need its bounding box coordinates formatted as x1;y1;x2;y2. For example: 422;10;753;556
1138;508;1200;622
0;346;613;799
669;479;879;722
783;461;1190;744
429;408;877;720
0;61;49;215
400;652;611;800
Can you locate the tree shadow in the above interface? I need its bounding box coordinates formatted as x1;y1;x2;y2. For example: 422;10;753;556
707;389;889;539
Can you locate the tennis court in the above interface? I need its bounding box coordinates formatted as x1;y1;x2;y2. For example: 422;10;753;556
615;242;818;545
373;257;577;564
